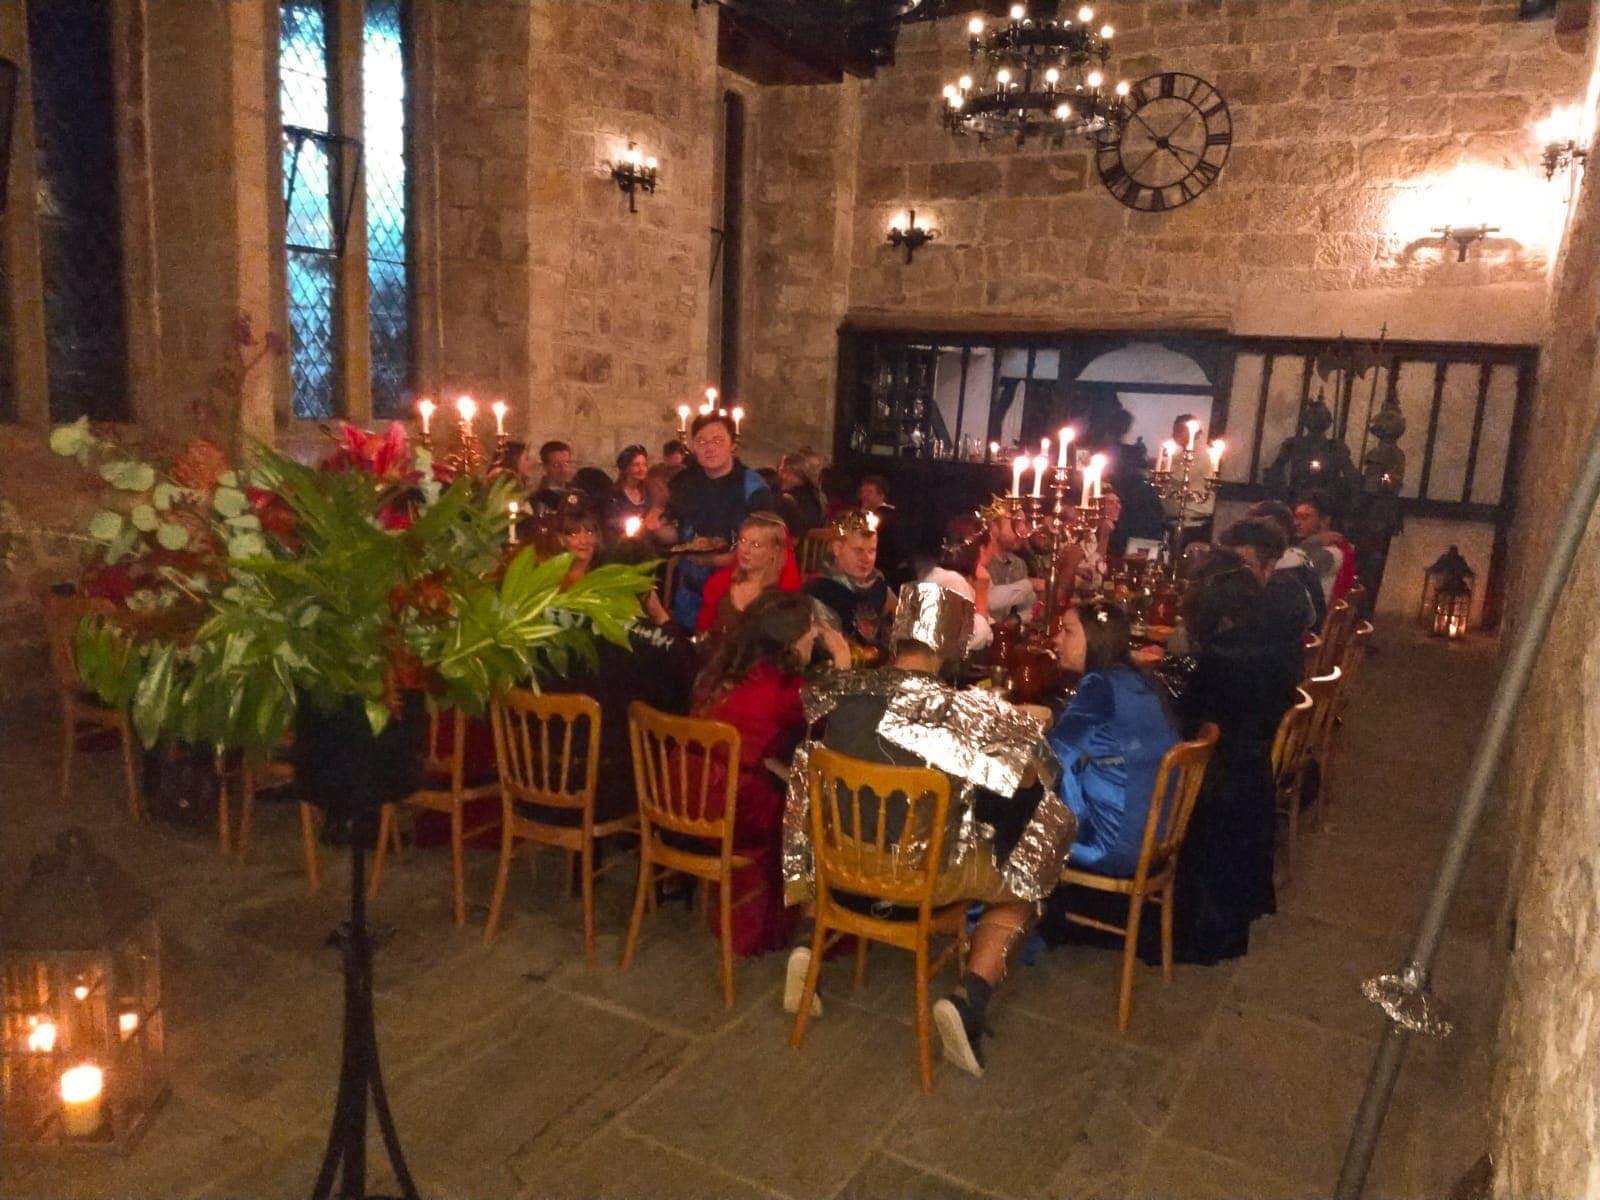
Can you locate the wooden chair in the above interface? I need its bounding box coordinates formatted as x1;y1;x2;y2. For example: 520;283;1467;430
372;705;501;926
484;691;633;956
1300;668;1343;830
1300;632;1323;682
620;702;746;1006
1333;619;1374;727
789;747;966;1092
1270;688;1315;883
1317;599;1355;676
1055;723;1220;1032
43;593;141;821
798;528;833;576
223;753;323;890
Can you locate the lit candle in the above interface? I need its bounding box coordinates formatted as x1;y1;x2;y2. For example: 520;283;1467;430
1310;458;1323;473
416;398;435;436
60;1065;103;1137
731;405;745;434
1206;438;1225;475
1011;455;1028;498
1091;453;1107;500
1082;456;1105;507
623;515;643;538
118;1012;139;1039
705;386;718;406
865;509;880;533
1032;454;1048;498
988;440;1000;462
457;395;477;425
676;403;691;428
26;1018;57;1054
72;985;89;1002
507;500;520;545
1057;426;1075;470
1159;440;1178;473
1040;436;1051;460
491;400;507;436
1185;418;1201;451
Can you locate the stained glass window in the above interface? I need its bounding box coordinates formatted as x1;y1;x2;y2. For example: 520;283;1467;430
281;0;339;419
364;0;412;418
28;0;130;422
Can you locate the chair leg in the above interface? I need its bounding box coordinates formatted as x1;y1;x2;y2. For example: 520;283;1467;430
789;919;828;1048
619;846;652;970
853;939;870;992
368;805;394;903
718;875;736;1009
482;825;515;944
914;936;933;1092
236;767;256;860
1160;884;1175;984
118;722;141;822
1118;894;1146;1033
581;834;596;962
450;803;466;928
299;803;321;891
59;707;75;802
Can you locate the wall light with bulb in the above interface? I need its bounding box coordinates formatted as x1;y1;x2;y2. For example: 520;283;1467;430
1386;162;1566;262
886;208;938;263
1536;104;1589;180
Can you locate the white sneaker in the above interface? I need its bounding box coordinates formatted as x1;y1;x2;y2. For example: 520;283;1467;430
783;946;822;1017
933;995;986;1078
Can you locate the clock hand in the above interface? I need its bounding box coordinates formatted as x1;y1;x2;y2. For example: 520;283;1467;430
1127;142;1164;179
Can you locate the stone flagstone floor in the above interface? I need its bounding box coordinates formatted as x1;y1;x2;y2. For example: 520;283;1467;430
1;623;1506;1199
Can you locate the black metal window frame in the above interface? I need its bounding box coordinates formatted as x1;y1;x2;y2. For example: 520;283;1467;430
282;124;362;257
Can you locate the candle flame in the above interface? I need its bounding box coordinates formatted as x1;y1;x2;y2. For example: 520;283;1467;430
457;395;477;423
624;515;643;538
865;510;880;533
416;398;435;420
118;1012;139;1038
60;1064;103;1103
26;1018;57;1053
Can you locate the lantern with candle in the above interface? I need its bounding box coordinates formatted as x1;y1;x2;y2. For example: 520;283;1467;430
1419;546;1474;639
1;829;167;1150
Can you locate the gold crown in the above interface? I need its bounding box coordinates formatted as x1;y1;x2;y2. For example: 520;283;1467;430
829;508;881;539
979;495;1015;525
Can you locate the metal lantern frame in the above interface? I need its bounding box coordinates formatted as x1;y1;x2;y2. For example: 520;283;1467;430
1;830;168;1152
1418;546;1475;640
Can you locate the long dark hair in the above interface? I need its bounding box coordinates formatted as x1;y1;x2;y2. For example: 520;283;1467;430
938;513;989;577
1183;549;1264;647
694;591;814;704
1075;597;1133;675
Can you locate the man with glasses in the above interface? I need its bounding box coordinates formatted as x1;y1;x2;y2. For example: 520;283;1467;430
666;411;777;626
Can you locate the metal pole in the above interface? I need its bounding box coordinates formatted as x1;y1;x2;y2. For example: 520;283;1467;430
1334;412;1600;1199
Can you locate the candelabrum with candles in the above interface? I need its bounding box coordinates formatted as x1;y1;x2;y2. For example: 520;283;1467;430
1149;419;1224;582
995;430;1107;637
415;394;510;478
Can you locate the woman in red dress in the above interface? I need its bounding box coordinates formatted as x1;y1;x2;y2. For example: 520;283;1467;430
695;511;802;635
693;591;852;956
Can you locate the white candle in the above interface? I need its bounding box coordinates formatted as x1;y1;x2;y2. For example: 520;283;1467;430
416;398;435;435
1206;439;1225;475
1011;456;1028;498
507;500;520;545
118;1012;139;1039
731;405;745;434
704;386;718;406
676;403;691;427
491;401;507;436
624;515;643;538
457;395;477;424
1091;454;1107;500
1057;427;1075;470
26;1018;57;1054
60;1065;103;1137
1185;419;1201;451
1159;440;1178;473
1032;454;1048;498
988;440;1000;461
1040;436;1051;460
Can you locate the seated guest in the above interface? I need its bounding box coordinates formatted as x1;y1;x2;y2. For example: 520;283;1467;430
492;438;530;483
639;462;681;548
696;511;801;635
776;450;826;537
923;513;994;653
1048;599;1179;877
1292;490;1357;606
553;502;671;625
1076;487;1122;595
782;582;1074;1076
1162;549;1299;964
1246;500;1327;628
1218;518;1315;642
986;509;1044;621
667;412;776;626
803;510;895;657
531;440;577;511
859;473;915;589
610;444;651;535
695;592;853;956
661;439;689;468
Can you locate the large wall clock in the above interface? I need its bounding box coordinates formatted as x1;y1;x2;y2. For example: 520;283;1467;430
1095;72;1232;212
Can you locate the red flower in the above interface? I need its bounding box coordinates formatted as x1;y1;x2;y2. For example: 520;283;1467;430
83;563;137;605
321;422;419;484
246;486;299;544
170;439;230;493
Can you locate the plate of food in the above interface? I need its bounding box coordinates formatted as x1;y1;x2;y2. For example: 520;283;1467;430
667;536;729;556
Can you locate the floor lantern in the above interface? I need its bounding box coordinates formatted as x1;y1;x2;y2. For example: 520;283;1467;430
1419;546;1475;639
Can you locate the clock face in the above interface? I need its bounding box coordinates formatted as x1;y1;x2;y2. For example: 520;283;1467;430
1096;72;1232;212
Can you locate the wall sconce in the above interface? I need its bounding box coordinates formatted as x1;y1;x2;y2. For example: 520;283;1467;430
1543;140;1587;180
886;209;937;263
1432;224;1498;262
609;142;658;214
1537;106;1588;181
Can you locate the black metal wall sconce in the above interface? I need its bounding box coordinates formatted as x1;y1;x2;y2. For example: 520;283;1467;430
1432;224;1499;263
1543;139;1587;180
610;143;658;213
887;209;937;263
0;57;18;214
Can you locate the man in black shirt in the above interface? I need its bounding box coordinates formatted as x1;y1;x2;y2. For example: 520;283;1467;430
666;411;776;625
531;440;577;512
858;474;914;590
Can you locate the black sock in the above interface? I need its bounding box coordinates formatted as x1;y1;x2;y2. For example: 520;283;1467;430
961;972;993;1028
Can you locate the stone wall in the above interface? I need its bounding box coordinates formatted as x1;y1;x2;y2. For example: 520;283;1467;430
1491;9;1600;1197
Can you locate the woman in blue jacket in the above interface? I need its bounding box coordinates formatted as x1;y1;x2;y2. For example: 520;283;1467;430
1048;600;1178;877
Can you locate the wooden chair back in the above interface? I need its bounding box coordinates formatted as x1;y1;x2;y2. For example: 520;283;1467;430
1302;668;1342;755
1271;688;1314;782
805;746;952;910
1133;723;1220;888
43;593;114;695
628;702;739;845
798;528;833;576
1301;633;1323;682
1318;599;1355;675
1343;583;1368;620
492;690;600;822
1339;619;1374;693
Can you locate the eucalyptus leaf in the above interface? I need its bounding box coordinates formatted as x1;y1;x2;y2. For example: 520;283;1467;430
130;503;160;532
156;522;191;551
87;510;125;542
228;531;267;559
100;460;157;492
49;417;92;458
212;486;250;518
225;514;262;530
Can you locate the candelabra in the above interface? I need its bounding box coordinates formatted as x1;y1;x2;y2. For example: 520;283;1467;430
1149;428;1223;582
415;396;508;478
995;449;1105;638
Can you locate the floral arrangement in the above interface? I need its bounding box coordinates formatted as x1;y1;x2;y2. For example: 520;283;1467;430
56;417;653;757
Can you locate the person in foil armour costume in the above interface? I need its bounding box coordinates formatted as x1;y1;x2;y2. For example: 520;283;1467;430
780;581;1078;1077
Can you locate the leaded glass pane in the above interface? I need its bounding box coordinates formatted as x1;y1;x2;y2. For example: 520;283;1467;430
280;0;339;419
364;0;412;418
28;0;129;422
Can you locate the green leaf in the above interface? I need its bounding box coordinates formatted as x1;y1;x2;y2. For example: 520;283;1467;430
218;470;239;488
156;522;191;551
49;417;92;458
364;700;391;736
130;503;160;532
212;486;249;518
228;531;267;559
100;460;157;492
88;510;125;542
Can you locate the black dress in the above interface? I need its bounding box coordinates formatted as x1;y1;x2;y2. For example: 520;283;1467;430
1162;625;1299;964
